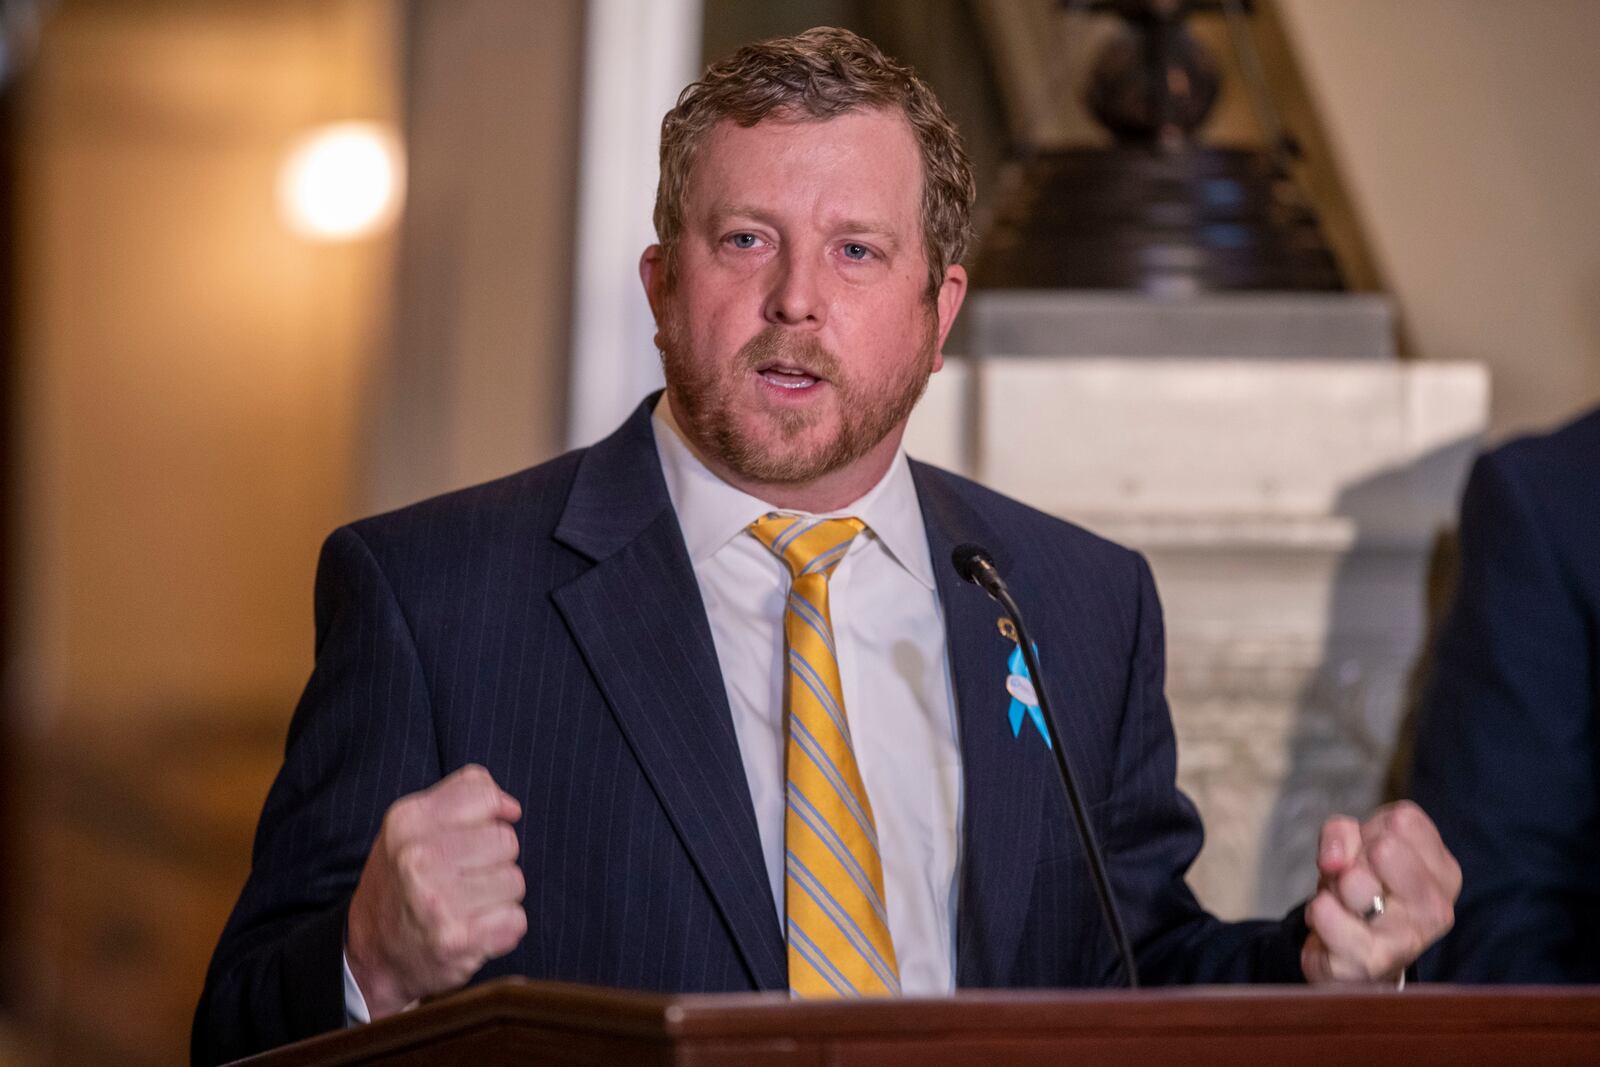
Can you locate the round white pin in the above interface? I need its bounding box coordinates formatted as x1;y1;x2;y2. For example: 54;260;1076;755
1006;673;1038;707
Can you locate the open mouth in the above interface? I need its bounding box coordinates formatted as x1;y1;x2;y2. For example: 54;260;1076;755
756;361;824;391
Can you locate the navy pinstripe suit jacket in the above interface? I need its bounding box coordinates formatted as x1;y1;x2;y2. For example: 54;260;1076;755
193;397;1306;1064
1410;407;1600;981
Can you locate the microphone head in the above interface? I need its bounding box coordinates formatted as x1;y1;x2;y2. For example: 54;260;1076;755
951;543;995;586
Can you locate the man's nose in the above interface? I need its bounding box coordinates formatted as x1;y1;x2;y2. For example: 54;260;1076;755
762;249;827;328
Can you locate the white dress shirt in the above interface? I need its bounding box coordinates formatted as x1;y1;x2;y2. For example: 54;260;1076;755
345;398;963;1021
652;397;963;995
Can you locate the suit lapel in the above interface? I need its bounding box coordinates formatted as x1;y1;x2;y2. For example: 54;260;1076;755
912;463;1051;987
552;398;786;991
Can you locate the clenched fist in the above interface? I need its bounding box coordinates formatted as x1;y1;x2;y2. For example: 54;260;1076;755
345;764;527;1018
1301;800;1461;985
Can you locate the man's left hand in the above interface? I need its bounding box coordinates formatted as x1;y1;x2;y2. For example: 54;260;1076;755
1301;800;1461;984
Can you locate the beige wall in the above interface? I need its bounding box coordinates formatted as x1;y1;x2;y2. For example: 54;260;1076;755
362;0;583;516
14;0;398;725
1279;0;1600;439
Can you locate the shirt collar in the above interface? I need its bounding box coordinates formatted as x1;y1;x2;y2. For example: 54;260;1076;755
652;394;937;591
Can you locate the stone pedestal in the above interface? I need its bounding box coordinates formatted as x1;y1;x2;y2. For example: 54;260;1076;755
959;291;1399;360
906;293;1487;918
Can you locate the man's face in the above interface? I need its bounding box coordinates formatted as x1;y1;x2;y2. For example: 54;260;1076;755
642;109;966;494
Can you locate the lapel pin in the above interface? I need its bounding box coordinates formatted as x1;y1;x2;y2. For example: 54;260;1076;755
1001;629;1052;748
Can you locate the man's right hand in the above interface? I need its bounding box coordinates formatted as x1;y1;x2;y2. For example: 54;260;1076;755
345;764;527;1019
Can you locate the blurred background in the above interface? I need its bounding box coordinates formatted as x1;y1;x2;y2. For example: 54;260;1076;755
0;1;1595;1062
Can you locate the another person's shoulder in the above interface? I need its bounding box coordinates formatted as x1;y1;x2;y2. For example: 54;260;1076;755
1483;404;1600;486
1472;405;1599;526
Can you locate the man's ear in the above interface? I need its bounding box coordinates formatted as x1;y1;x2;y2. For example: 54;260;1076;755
930;263;969;372
640;244;667;322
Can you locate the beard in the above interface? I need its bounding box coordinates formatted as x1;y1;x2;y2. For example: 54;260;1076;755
659;310;937;487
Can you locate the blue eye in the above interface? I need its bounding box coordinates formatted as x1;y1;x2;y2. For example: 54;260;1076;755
729;233;758;249
842;242;870;261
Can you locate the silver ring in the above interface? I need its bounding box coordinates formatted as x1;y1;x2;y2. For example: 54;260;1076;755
1363;894;1386;922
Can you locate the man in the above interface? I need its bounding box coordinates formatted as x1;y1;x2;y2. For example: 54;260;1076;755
194;27;1459;1064
1409;406;1600;981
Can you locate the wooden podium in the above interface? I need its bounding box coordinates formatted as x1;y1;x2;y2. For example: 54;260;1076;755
235;979;1600;1065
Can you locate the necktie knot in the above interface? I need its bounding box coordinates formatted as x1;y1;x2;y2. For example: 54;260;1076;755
749;514;866;581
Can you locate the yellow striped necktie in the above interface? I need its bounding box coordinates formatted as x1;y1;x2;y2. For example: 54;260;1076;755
749;513;901;998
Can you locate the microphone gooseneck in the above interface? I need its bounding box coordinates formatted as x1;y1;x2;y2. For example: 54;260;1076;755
950;543;1141;989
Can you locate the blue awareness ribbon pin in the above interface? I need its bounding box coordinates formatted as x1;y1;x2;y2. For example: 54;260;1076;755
1005;642;1052;748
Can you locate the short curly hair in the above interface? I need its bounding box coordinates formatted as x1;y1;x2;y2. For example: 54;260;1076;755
654;26;975;299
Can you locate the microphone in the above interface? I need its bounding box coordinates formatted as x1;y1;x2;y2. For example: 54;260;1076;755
951;543;1140;989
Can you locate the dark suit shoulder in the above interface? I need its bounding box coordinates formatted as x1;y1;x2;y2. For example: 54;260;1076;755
342;448;587;566
1539;403;1600;456
1487;406;1600;491
1478;406;1599;575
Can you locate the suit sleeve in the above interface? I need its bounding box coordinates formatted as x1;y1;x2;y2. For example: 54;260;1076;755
192;526;444;1064
1409;451;1600;982
1104;553;1309;985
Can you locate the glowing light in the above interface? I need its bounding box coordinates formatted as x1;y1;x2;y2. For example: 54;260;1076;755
277;122;404;241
